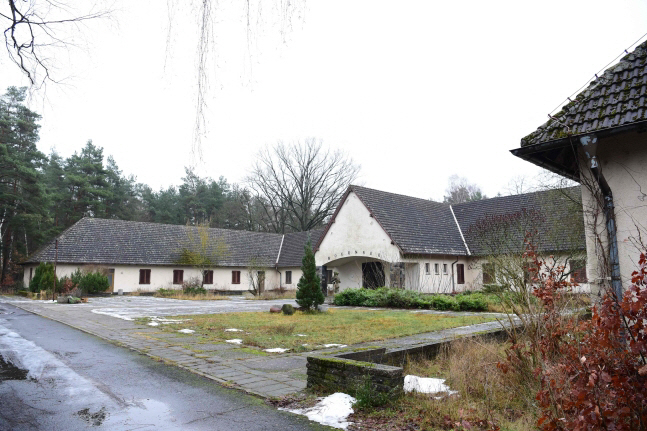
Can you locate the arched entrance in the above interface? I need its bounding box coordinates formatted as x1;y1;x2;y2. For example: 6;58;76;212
362;262;384;289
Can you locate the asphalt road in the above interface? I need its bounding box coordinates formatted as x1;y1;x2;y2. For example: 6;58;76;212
0;304;327;431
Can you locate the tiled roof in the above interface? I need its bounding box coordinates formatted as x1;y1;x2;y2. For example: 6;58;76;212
25;218;285;267
277;229;325;267
522;40;647;147
349;186;469;256
453;187;585;255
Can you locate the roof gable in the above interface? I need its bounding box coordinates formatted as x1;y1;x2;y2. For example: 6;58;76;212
317;185;468;256
522;40;647;147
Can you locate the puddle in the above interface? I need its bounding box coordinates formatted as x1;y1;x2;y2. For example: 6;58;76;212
76;407;108;426
0;354;29;382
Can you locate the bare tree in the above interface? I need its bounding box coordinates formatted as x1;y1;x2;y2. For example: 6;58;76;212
442;175;487;204
1;1;109;88
247;138;360;233
175;223;229;287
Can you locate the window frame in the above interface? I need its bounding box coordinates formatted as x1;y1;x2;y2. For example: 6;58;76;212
456;264;465;285
434;263;440;275
285;270;292;285
425;263;430;275
203;270;214;285
570;259;588;283
232;270;241;285
442;263;448;275
139;269;151;285
173;269;184;285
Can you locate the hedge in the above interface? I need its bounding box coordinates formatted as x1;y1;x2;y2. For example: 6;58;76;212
332;287;489;312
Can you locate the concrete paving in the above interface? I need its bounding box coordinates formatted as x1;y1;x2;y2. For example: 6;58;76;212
1;295;506;399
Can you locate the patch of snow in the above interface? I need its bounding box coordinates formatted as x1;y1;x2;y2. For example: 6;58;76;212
295;334;307;337
224;328;242;332
404;375;458;396
91;308;134;320
148;322;159;326
302;344;309;347
264;348;289;353
178;329;194;334
225;339;243;344
322;344;347;348
281;392;356;430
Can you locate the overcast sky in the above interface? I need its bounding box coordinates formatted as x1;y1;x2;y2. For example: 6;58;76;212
2;0;647;201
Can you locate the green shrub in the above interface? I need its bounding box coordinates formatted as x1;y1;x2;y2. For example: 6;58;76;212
482;283;505;294
352;375;398;410
78;271;110;294
183;286;207;295
29;262;56;292
157;288;177;297
17;290;30;297
281;304;295;315
333;288;491;312
296;241;324;311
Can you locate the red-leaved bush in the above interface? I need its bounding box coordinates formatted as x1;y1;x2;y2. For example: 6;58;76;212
530;252;647;430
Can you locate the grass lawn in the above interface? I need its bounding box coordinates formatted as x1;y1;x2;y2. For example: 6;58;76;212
140;309;495;352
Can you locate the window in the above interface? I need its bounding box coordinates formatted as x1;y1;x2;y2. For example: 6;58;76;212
29;267;33;282
326;269;333;284
442;264;448;275
285;270;292;284
571;260;587;283
203;270;214;285
232;270;241;284
425;263;430;275
456;264;465;285
434;263;440;275
173;269;184;285
482;263;495;285
139;269;151;285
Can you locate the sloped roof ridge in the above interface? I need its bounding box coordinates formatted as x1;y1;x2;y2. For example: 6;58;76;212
350;184;448;206
521;39;647;146
452;186;580;209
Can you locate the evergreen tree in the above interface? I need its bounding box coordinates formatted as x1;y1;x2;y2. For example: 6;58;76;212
0;87;46;285
295;241;324;311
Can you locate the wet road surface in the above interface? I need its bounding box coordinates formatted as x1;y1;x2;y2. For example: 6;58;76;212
0;304;327;431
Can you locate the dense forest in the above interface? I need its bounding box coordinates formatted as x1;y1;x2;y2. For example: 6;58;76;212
0;87;356;287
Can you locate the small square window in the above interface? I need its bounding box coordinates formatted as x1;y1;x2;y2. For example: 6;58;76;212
139;269;151;285
434;263;440;275
232;271;241;284
173;270;184;285
285;270;292;284
425;263;430;275
203;270;214;285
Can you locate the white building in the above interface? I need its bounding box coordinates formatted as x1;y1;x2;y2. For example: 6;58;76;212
23;185;587;294
512;40;647;299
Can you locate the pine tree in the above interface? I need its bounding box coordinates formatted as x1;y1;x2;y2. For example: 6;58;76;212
296;241;324;311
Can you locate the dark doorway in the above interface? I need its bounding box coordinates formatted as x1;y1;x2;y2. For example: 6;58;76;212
258;271;265;293
362;262;385;289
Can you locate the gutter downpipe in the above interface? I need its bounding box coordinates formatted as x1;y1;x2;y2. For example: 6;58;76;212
579;135;622;299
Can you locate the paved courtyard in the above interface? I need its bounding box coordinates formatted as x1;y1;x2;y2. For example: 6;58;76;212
1;295;505;398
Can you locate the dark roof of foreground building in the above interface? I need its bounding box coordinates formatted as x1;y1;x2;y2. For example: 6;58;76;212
277;229;325;267
316;185;585;258
521;40;647;147
319;185;470;256
454;187;585;255
25;218;319;268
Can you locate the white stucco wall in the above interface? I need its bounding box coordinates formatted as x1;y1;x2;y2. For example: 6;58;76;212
579;133;647;296
406;257;473;293
315;191;402;267
23;264;284;293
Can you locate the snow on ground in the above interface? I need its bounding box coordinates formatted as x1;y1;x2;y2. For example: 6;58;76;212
148;322;159;326
281;393;357;430
264;348;289;353
404;375;458;396
178;329;194;334
295;334;307;337
225;339;243;344
224;328;242;332
322;344;347;348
